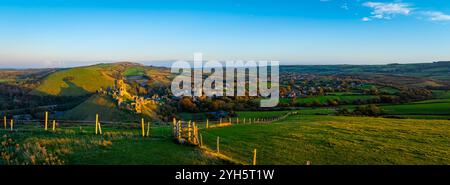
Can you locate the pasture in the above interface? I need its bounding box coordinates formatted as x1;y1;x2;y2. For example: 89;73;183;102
123;66;145;77
0;124;225;165
32;66;114;96
280;94;377;105
381;99;450;116
2;111;450;165
201;115;450;165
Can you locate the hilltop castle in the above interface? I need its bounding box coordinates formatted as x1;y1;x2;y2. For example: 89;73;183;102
98;78;160;114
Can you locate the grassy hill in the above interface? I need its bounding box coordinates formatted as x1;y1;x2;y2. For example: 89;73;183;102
59;95;143;122
281;61;450;81
31;65;116;96
30;62;172;97
202;115;450;165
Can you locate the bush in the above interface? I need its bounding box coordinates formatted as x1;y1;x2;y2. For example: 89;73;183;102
353;104;382;116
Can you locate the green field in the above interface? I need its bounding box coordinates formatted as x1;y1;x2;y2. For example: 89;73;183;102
280;94;377;105
379;86;400;94
180;108;336;121
236;108;335;118
202;115;450;165
236;110;292;119
123;66;145;77
3;114;450;165
433;90;450;99
381;99;450;115
0;125;225;165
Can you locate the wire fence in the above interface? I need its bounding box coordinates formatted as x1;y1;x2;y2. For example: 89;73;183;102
1;111;298;165
193;111;298;165
0;115;174;139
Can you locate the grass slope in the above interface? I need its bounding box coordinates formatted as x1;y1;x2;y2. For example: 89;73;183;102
59;95;142;122
32;65;115;96
202;115;450;164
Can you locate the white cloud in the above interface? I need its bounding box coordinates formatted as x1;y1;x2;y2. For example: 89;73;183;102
362;17;371;22
363;2;413;20
423;11;450;21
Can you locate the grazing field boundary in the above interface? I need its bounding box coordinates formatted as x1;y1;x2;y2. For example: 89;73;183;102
173;111;299;165
1;111;298;165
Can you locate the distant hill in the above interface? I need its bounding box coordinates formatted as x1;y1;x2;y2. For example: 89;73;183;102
31;64;117;96
281;61;450;81
30;62;172;97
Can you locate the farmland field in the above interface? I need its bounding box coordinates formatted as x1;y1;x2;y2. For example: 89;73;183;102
0;124;226;165
280;94;377;105
433;90;450;99
236;110;292;119
237;108;335;118
2;112;450;165
381;99;450;115
123;66;145;77
201;115;450;165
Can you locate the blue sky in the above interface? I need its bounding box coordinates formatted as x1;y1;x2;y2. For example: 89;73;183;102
0;0;450;68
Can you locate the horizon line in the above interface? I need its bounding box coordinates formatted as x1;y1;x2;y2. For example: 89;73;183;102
0;60;449;70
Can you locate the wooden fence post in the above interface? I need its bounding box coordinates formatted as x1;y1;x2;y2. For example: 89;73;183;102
45;111;48;131
253;149;257;165
95;113;99;135
52;120;56;132
3;116;6;130
10;119;13;131
146;122;151;137
216;136;220;154
177;121;181;140
206;119;209;129
98;121;102;135
188;120;191;142
243;118;246;124
141;118;145;137
194;122;198;144
173;117;177;136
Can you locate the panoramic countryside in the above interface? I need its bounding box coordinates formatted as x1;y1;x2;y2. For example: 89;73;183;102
1;0;450;166
1;61;449;165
